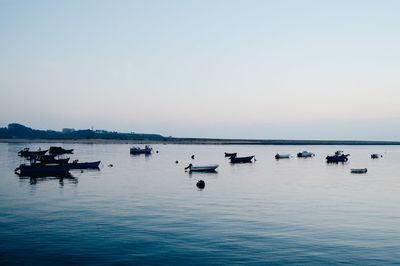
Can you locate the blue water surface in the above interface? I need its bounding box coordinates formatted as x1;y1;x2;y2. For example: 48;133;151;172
1;143;400;265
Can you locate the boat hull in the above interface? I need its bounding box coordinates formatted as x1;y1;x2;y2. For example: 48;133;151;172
189;165;219;172
275;154;290;159
351;168;368;174
230;156;254;163
326;155;349;163
15;161;101;174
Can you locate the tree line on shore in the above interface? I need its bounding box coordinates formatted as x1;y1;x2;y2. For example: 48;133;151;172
0;123;166;140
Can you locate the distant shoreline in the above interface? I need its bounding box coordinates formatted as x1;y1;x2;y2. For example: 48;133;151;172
1;138;400;145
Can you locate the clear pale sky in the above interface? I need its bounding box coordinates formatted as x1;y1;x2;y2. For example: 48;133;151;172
1;0;399;140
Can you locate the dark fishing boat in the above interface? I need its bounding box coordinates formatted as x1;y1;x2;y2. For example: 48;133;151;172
15;160;101;175
326;151;349;163
130;145;152;155
68;160;101;170
49;146;74;155
29;154;70;165
230;155;254;163
15;163;71;175
224;152;237;157
18;148;48;157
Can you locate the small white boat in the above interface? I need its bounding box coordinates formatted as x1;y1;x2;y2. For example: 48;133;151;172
371;154;382;159
185;164;218;172
275;154;290;159
297;151;315;158
351;168;368;174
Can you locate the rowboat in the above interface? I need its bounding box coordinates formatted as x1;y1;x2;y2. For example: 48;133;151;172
230;155;254;163
224;152;237;157
130;145;152;155
18;148;48;157
275;154;290;159
185;164;218;172
326;151;349;163
68;160;101;170
351;168;368;174
297;151;315;158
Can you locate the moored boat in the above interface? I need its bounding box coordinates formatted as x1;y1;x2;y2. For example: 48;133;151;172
130;145;152;155
15;160;101;175
15;163;71;175
185;164;218;172
351;168;368;174
371;154;382;159
275;154;291;159
326;151;349;163
230;155;254;163
68;160;101;170
30;154;70;165
18;148;48;157
224;152;237;157
297;151;315;158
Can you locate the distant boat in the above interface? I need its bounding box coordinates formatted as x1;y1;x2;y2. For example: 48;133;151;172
297;151;315;158
275;154;290;159
351;168;368;174
371;154;382;159
130;145;152;155
49;146;74;155
18;148;47;157
230;155;254;163
185;164;218;172
326;151;349;163
225;152;237;157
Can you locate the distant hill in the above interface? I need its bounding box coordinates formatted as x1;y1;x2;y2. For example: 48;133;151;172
0;123;166;141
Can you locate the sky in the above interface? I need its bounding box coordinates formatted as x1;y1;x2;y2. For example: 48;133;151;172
0;0;399;140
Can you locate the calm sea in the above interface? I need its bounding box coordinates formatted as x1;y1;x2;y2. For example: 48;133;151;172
1;143;400;265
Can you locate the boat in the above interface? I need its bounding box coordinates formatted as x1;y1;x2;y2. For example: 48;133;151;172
351;168;368;174
275;154;290;159
130;145;152;155
32;155;70;165
15;163;71;175
326;151;349;163
297;151;315;158
224;152;237;157
68;160;101;170
230;155;254;163
18;148;48;157
371;154;382;159
15;160;101;175
185;164;218;172
49;146;74;155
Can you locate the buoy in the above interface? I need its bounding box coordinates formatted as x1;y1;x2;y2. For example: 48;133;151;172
196;180;205;189
191;155;195;159
175;160;179;164
156;150;159;153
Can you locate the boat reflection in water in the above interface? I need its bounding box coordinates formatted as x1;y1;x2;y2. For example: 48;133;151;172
16;172;78;186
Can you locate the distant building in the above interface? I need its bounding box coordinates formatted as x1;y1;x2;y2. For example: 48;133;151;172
62;128;75;133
